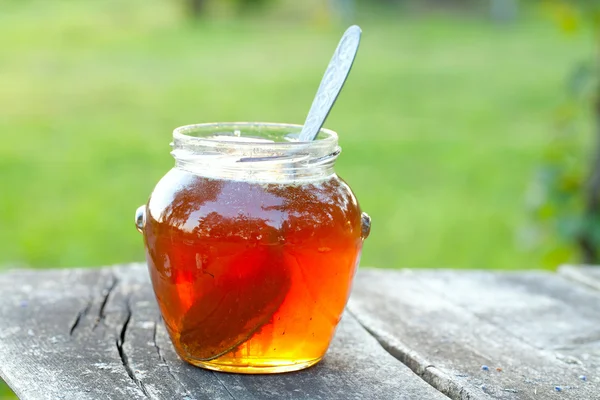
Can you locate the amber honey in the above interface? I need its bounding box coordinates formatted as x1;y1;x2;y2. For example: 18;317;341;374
143;169;365;373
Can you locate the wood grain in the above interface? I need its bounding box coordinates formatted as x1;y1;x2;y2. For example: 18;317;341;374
0;264;447;400
348;269;600;400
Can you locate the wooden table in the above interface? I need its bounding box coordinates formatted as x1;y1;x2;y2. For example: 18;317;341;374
0;264;598;399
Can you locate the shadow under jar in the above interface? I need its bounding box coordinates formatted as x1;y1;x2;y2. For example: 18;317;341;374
135;123;371;374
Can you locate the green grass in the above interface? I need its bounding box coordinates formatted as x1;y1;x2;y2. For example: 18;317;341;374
0;1;591;395
0;1;590;271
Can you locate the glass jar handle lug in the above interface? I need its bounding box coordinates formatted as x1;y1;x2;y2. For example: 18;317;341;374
361;212;371;240
135;205;146;233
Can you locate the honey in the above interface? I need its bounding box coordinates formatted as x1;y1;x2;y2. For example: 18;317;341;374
142;169;364;373
136;122;370;373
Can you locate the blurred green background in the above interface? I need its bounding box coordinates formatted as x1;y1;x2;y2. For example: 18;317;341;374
0;0;593;397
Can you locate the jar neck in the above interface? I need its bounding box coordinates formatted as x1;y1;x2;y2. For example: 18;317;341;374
170;123;341;183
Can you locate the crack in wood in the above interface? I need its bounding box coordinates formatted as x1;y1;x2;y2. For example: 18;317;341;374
456;386;474;400
93;276;119;330
69;298;92;336
347;309;458;400
151;319;195;399
213;372;236;400
116;298;152;399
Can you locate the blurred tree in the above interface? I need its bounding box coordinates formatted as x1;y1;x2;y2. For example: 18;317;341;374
328;0;356;23
367;0;518;17
489;0;518;22
187;0;206;16
237;0;271;9
528;0;600;264
184;0;273;18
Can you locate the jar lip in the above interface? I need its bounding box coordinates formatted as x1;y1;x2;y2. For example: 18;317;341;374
173;122;338;148
171;122;340;183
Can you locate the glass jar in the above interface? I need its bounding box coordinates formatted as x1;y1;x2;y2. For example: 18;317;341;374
135;122;370;374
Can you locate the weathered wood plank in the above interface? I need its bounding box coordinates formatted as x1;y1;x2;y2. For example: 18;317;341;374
559;265;600;292
348;269;600;400
0;268;147;400
0;264;447;400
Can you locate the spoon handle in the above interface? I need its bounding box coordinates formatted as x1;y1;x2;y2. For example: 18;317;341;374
298;25;362;142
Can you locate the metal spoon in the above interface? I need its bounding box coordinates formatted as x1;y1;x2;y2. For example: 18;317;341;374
298;25;362;142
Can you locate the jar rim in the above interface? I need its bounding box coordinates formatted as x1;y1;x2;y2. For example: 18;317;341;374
173;122;338;148
171;122;340;183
